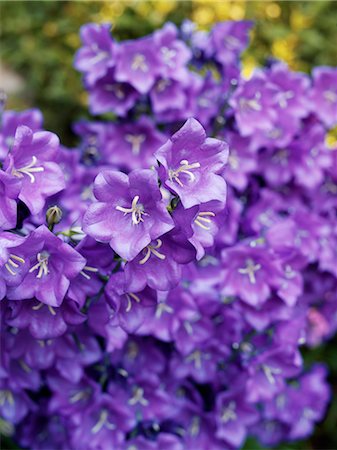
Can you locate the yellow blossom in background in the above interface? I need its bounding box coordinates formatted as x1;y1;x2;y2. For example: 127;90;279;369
290;8;312;31
265;2;281;19
272;34;298;69
325;126;337;150
242;55;258;79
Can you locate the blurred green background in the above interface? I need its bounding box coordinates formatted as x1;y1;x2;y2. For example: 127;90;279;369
0;1;337;449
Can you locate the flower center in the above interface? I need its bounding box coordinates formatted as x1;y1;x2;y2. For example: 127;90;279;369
194;211;215;231
12;156;44;183
228;152;239;170
323;90;337;104
29;251;50;279
0;390;14;406
116;195;148;225
155;302;173;319
221;401;237;423
156;78;171;92
262;364;282;385
128;387;149;406
80;265;98;280
91;409;115;434
139;239;165;265
32;302;56;315
104;83;125;99
224;35;241;50
125;134;145;155
239;93;262;112
125;292;141;312
131;53;148;72
238;258;261;284
4;254;25;276
161;46;176;67
168;159;201;187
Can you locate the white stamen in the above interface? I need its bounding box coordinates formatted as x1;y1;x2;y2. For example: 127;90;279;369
238;258;261;284
169;159;201;187
128;387;149;406
80;265;98;280
239;97;262;112
221;401;237;423
116;195;148;225
125;292;141;312
323;90;337;103
131;53;148;72
91;409;115;434
12;156;44;183
4;254;25;276
262;365;282;385
29;252;50;279
104;84;125;99
194;211;215;231
0;390;14;406
139;239;165;265
125;134;145;155
155;302;173;319
161;46;176;67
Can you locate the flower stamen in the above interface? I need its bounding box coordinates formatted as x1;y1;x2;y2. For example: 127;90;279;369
80;265;98;280
194;211;215;231
12;156;44;183
125;134;145;155
131;53;148;72
116;195;148;225
238;258;261;284
4;254;25;276
91;409;115;434
139;239;165;265
125;292;141;312
29;252;50;279
169;159;201;187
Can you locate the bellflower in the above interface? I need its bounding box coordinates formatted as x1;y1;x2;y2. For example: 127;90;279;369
74;23;116;86
83;168;174;260
7;225;86;307
3;125;66;214
155;118;228;208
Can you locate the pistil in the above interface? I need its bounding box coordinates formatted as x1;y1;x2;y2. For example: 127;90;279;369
29;251;50;279
238;258;261;284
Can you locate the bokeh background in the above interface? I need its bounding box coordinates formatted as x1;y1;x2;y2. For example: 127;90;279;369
1;1;336;449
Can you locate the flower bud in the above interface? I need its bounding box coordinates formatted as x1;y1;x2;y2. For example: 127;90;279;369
46;205;62;227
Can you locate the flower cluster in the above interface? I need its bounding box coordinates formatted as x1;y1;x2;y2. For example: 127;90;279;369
1;20;337;450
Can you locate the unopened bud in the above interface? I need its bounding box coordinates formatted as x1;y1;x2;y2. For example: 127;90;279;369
46;205;62;227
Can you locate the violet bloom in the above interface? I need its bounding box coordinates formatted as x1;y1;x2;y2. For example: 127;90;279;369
155;118;228;208
124;231;196;291
215;386;258;448
0;170;21;231
210;21;252;67
229;72;278;136
74;23;116;86
83;168;174;260
115;36;160;94
223;132;257;191
310;67;337;127
7;225;86;307
105;272;157;333
5;298;85;339
88;69;140;116
102;116;166;171
3;125;65;214
221;244;283;307
153;22;191;81
0;108;43;160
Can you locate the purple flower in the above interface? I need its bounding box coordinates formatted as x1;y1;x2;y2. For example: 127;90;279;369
155;118;228;208
115;37;160;94
3;126;66;214
74;23;116;86
221;244;283;307
0;170;21;231
0;108;43;160
210;21;252;67
124;231;196;291
83;168;174;260
102;116;166;171
310;67;337;127
88;69;140;116
215;385;258;447
229;72;278;136
7;225;86;307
